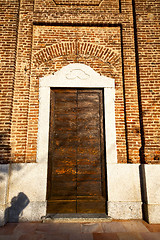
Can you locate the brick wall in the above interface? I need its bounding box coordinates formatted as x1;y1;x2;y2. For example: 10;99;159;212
0;0;159;164
0;0;19;163
135;0;160;163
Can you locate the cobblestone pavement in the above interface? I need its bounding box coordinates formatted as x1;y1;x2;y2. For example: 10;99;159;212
0;220;160;240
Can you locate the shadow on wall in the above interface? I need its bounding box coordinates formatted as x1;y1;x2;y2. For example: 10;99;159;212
5;192;30;223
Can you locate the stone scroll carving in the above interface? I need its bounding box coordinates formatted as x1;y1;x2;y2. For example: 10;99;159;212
66;69;90;80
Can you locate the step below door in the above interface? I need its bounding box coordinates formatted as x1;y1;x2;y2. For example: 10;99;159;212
47;88;106;213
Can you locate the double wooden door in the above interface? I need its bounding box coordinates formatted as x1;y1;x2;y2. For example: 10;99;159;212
47;88;106;213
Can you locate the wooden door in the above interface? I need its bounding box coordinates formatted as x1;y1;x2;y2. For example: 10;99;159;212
47;88;106;214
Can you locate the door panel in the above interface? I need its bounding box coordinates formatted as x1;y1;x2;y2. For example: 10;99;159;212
47;88;106;213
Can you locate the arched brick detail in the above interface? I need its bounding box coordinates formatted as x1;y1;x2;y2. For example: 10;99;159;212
33;42;120;67
33;42;76;66
78;42;120;66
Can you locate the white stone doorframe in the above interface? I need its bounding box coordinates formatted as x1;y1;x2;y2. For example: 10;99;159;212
37;63;117;211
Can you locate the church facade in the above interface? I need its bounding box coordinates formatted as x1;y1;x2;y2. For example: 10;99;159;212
0;0;160;225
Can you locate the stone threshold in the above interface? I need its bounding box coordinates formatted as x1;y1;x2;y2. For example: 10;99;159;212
42;213;112;223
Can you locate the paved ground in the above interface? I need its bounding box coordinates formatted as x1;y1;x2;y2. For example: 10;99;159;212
0;220;160;240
